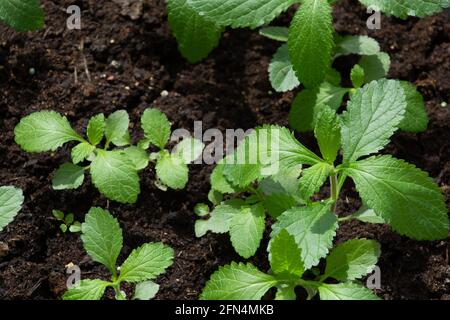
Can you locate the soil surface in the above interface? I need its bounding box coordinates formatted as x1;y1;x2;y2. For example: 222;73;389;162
0;0;449;300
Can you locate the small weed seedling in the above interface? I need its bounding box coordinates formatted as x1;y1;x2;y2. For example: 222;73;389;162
0;0;44;31
14;108;204;204
196;79;448;260
202;232;381;300
52;210;81;233
63;207;174;300
0;186;24;232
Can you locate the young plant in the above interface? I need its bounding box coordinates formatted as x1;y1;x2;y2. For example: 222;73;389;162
14;108;204;204
202;232;380;300
52;210;81;233
0;0;44;32
63;207;174;300
0;186;24;232
196;79;449;261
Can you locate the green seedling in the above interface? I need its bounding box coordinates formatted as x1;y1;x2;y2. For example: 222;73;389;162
0;0;44;32
196;79;448;261
52;210;81;233
202;232;381;300
0;186;24;232
14;108;204;204
63;207;174;300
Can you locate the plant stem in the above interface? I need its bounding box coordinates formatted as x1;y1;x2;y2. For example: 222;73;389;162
330;173;339;212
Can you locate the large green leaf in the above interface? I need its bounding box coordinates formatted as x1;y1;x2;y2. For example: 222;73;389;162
52;163;85;190
168;0;223;63
318;282;380;300
269;229;304;278
0;186;24;231
0;0;44;32
314;106;341;163
398;81;428;132
195;200;244;237
335;35;380;57
299;162;332;200
288;0;334;88
14;111;83;152
141;108;171;149
187;0;297;29
345;155;449;240
358;0;449;18
155;152;189;190
62;279;110;301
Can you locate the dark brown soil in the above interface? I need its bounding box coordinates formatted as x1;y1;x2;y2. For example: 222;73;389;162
0;0;449;300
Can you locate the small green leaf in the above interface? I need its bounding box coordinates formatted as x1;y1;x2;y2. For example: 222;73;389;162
60;224;68;233
14;111;83;152
229;204;265;259
288;0;334;88
0;0;44;32
324;239;381;281
133;281;160;300
125;146;149;170
194;203;209;217
318;282;380;300
350;64;366;89
200;262;278;300
259;26;289;42
263;193;297;219
210;164;237;194
87;114;105;146
71;143;95;164
187;0;297;29
174;137;204;163
69;222;82;233
52;163;85;190
275;285;297;300
65;213;74;225
358;0;449;18
63;279;109;301
335;35;380;57
168;0;223;63
0;186;24;231
269;44;300;92
105;110;130;147
299;162;332;200
359;52;391;82
269;229;304;278
52;209;64;221
398;81;428;132
271;203;338;269
195;200;244;237
119;242;174;283
90;150;140;204
353;204;386;224
345;155;449;240
155;152;189;190
141;108;171;149
341;79;406;162
314;106;341;163
81;207;123;274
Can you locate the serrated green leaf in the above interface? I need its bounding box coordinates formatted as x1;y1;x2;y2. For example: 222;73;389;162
124;146;149;171
200;262;278;300
52;163;84;190
345;155;449;240
188;0;297;29
288;0;334;88
105;110;129;147
353;203;386;224
81;207;123;274
62;279;110;301
358;0;449;18
318;282;380;300
155;152;189;190
398;81;428;132
269;44;300;92
141;108;171;149
289;82;347;132
359;52;391;82
229;204;265;258
210;164;237;194
350;64;366;89
263;193;297;219
168;0;223;63
119;242;174;283
195;200;244;237
14;111;83;152
314;106;341;163
133;281;160;300
341;79;406;162
0;186;23;231
269;229;304;278
174;137;204;163
271;203;338;269
0;0;44;32
299;162;332;200
87;114;105;146
259;26;289;42
259;166;302;198
335;35;380;57
324;239;380;282
90;150;140;204
71;143;95;164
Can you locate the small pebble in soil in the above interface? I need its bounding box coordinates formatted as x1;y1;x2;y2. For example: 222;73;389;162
160;90;169;97
28;67;36;76
110;60;121;69
0;242;10;259
440;101;448;108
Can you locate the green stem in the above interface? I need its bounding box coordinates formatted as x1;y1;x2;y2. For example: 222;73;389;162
330;173;339;212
